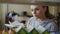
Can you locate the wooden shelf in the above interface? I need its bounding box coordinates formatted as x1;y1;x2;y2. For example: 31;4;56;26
0;0;60;5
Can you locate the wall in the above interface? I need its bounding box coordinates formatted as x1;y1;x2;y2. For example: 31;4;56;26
8;4;32;15
0;4;7;30
49;6;58;17
57;6;60;13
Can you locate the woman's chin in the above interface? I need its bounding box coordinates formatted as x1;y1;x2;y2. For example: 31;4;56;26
34;16;39;19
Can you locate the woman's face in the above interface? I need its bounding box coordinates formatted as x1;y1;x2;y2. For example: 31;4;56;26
31;5;47;18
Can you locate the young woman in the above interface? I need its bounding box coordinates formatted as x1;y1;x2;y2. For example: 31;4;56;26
26;5;58;34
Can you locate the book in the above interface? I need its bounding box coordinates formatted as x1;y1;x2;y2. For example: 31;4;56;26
36;25;50;34
17;28;28;34
29;28;39;34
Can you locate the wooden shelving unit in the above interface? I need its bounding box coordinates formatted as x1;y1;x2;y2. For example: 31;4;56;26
0;0;60;5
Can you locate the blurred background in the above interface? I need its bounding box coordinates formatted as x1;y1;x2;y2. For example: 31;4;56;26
0;0;60;34
0;3;60;30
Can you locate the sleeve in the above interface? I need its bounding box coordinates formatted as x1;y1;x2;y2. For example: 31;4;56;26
25;21;30;28
25;17;34;28
49;22;58;34
25;20;34;32
25;18;32;27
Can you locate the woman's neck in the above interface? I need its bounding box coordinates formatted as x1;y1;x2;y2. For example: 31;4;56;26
37;14;47;21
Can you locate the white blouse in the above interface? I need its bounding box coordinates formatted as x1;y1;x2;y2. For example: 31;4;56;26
26;17;58;34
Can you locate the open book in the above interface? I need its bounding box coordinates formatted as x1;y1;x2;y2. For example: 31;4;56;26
5;21;25;32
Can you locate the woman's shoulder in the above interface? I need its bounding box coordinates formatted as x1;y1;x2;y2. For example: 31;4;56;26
46;19;54;23
29;17;36;21
44;19;54;26
46;19;56;26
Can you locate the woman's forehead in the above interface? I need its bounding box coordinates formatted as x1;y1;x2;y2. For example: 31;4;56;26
30;5;43;9
31;5;39;7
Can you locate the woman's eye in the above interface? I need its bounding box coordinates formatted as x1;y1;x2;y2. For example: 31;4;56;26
31;9;39;12
36;9;39;11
